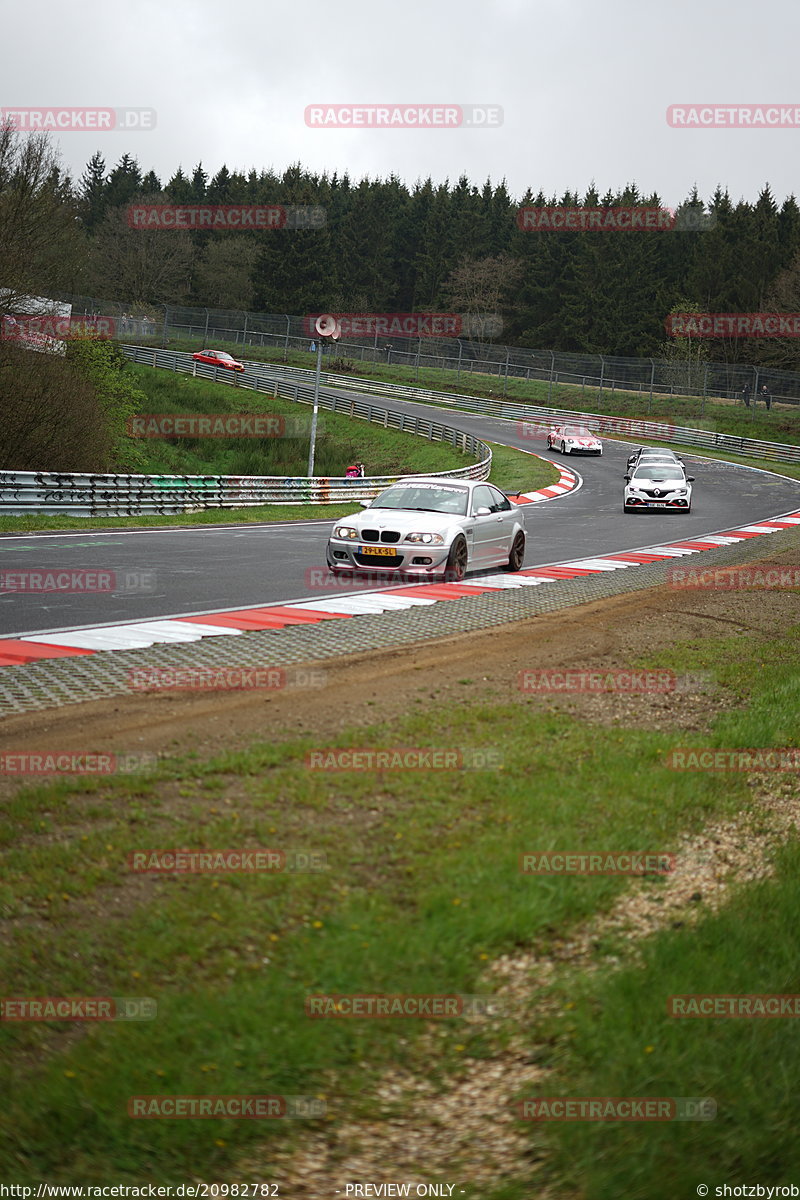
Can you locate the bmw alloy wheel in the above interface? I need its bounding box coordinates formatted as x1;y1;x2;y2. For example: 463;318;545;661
443;536;468;582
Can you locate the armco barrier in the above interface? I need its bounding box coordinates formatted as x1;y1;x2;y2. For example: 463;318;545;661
56;294;800;406
235;358;800;466
0;349;491;515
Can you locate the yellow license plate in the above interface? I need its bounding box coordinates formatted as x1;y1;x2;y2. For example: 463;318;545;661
360;545;397;556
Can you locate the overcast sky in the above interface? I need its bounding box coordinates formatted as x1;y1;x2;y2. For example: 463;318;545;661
2;0;798;208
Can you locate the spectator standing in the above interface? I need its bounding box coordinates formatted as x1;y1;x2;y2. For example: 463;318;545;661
760;384;772;410
741;382;751;408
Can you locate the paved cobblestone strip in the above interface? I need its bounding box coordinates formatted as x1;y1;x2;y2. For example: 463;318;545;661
0;517;798;717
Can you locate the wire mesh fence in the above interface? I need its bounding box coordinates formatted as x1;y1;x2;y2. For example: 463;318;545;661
59;294;800;410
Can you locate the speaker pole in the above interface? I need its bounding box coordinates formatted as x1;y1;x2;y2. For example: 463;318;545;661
307;336;324;476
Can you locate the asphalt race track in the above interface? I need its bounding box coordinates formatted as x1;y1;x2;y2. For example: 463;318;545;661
2;389;799;639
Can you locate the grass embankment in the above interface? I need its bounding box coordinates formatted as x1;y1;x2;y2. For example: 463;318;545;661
1;618;798;1189
0;440;555;534
161;333;800;448
123;365;469;479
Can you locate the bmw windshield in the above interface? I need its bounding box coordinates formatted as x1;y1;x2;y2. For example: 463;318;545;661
368;485;469;516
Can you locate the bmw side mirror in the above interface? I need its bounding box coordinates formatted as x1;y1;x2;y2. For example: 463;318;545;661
624;474;630;482
475;506;492;516
359;499;371;508
687;476;695;482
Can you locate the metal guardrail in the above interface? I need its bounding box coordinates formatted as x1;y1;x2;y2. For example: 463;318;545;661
59;293;800;405
0;348;491;516
250;361;800;465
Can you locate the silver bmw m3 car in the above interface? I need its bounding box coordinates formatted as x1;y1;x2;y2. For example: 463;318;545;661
326;477;527;582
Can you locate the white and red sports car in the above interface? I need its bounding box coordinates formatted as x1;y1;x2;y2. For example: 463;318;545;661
547;424;603;455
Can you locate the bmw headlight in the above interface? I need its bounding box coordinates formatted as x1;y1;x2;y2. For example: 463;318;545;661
334;525;359;539
404;532;445;545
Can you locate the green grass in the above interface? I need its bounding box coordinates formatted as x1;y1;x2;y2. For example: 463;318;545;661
124;364;471;479
161;334;800;449
0;505;360;533
150;338;800;482
2;618;798;1183
523;839;800;1199
485;439;556;494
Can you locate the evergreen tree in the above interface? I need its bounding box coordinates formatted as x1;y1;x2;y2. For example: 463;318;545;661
777;195;800;262
251;174;335;314
190;163;208;201
486;179;515;256
448;175;489;262
78;151;107;232
65;150;800;366
332;177;406;310
105;154;142;209
207;166;233;202
165;167;193;202
412;182;452;307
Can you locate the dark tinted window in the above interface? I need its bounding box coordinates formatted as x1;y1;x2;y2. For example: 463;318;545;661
488;486;511;512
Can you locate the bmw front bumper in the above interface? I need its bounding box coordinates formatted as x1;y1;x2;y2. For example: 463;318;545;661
326;536;452;575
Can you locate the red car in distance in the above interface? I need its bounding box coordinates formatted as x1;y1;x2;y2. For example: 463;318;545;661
192;349;245;372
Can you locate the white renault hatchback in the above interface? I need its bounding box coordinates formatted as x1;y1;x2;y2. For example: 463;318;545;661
623;463;695;513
